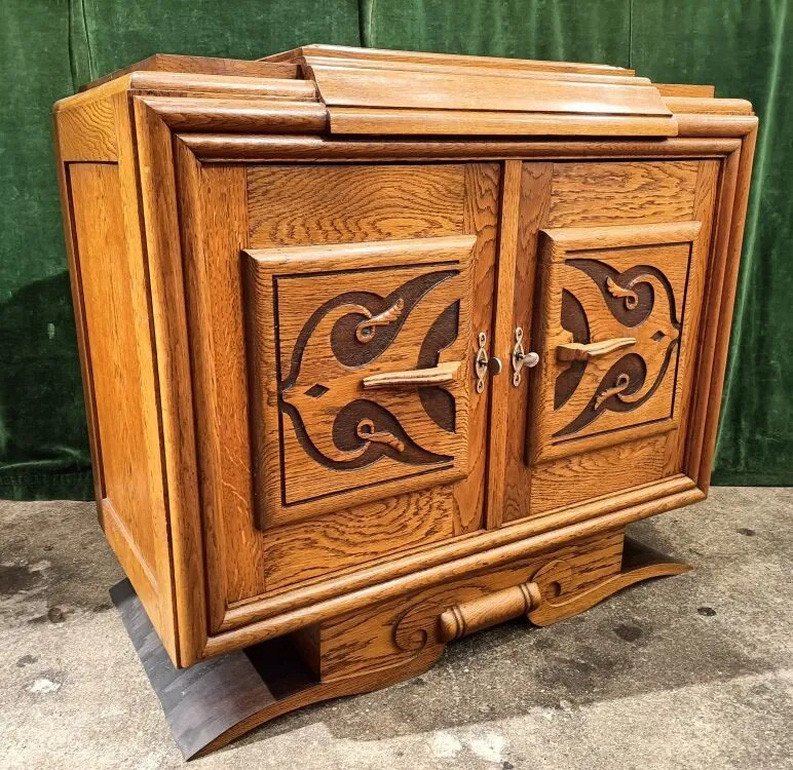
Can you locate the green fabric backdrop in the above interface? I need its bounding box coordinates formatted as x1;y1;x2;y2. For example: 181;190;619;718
1;0;790;499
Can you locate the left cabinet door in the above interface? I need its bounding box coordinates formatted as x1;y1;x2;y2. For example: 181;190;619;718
177;159;499;613
245;235;480;527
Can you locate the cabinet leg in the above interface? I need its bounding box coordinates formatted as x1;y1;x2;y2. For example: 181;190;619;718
111;535;689;758
110;580;441;760
528;536;692;626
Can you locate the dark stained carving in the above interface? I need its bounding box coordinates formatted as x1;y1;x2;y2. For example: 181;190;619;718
304;383;329;399
328;271;456;369
555;289;589;409
419;388;456;433
567;259;679;327
279;272;460;474
555;352;676;437
355;298;405;343
417;301;460;432
333;400;451;466
553;258;681;438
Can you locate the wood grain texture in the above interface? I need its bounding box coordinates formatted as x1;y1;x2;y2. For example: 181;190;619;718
665;160;720;478
503;160;718;523
452;162;500;534
132;99;206;664
485;160;523;528
328;108;677;137
174;154;250;635
526;538;691;626
175;160;498;629
528;436;673;515
55;101;117;161
54;48;756;679
319;529;624;680
361;360;460;388
438;581;536;641
663;97;753;115
692;128;758;491
308;62;673;117
529;221;701;463
139;96;327;133
500;163;553;524
83;53;301;90
184;135;742;163
255;486;458;597
439;533;691;634
53;106;105;519
676;114;757;137
67;161;173;654
548;160;701;227
129;72;316;99
556;336;637;361
268;44;635;76
295;53;643;85
247;164;466;245
244;236;476;525
656;82;715;98
209;478;701;650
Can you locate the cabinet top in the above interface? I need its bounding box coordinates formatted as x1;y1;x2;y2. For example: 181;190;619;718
63;44;754;139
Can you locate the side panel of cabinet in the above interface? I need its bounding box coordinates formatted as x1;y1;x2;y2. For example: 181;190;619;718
63;160;175;656
501;160;719;523
176;158;499;629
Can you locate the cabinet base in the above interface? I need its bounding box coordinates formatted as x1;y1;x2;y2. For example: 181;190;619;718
111;535;690;759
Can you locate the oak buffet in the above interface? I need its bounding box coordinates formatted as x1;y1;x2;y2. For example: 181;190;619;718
53;45;757;756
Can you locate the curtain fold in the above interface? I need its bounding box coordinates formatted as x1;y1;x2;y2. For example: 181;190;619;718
78;0;360;79
0;1;790;499
630;0;793;484
0;1;93;500
359;0;632;62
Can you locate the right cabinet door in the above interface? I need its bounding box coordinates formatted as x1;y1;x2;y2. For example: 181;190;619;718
505;159;719;522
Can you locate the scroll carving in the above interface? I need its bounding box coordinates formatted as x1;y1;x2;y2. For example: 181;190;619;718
552;256;683;439
606;275;639;309
279;271;462;473
246;235;476;519
355;418;405;452
355;297;405;342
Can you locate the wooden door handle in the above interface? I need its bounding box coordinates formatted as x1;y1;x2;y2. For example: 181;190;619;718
556;336;636;362
362;361;460;390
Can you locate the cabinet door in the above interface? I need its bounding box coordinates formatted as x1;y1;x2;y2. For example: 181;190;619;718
530;221;701;463
179;160;498;613
245;235;478;527
499;159;719;522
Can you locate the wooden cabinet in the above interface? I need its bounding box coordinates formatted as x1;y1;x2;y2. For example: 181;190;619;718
54;46;757;755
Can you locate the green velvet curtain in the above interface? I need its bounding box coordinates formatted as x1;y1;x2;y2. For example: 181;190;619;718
1;0;790;499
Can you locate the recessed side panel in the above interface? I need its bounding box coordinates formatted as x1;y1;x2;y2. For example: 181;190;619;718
67;163;171;645
244;236;476;527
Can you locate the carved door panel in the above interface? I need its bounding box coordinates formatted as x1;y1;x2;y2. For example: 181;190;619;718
245;235;478;528
529;222;701;463
496;157;719;524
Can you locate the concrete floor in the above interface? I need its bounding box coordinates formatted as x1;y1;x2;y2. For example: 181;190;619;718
1;488;792;769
